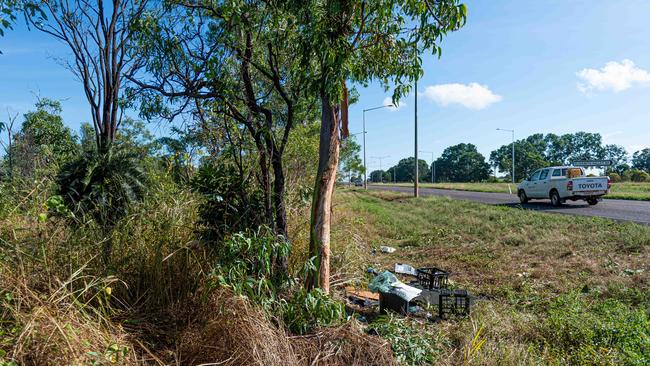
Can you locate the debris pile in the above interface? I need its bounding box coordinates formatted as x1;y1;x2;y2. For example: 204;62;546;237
346;262;473;321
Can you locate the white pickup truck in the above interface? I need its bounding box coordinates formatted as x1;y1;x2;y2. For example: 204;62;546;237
517;166;610;206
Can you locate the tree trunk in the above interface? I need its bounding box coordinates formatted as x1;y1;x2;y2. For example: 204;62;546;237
258;148;273;227
306;94;340;293
271;152;289;272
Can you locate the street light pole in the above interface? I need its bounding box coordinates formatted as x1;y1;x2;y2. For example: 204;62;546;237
371;155;390;183
497;128;515;183
362;104;393;189
414;78;419;197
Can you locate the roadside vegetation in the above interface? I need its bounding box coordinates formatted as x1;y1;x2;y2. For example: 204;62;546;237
381;182;650;201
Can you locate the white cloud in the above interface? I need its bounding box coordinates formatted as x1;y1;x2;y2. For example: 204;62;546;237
421;83;502;110
627;144;649;154
577;59;650;93
602;130;623;143
383;97;406;112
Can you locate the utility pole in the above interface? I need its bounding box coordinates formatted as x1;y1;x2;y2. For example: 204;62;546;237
420;150;435;183
414;78;419;197
371;155;390;183
362;105;392;189
497;128;515;183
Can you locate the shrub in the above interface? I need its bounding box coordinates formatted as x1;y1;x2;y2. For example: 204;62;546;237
623;169;650;182
608;172;622;183
209;229;347;336
0;183;12;219
191;163;267;241
279;288;345;335
56;148;147;228
370;314;448;366
540;292;650;365
210;227;291;306
632;170;650;182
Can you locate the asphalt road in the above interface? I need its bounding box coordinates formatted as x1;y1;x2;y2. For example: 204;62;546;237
368;185;650;225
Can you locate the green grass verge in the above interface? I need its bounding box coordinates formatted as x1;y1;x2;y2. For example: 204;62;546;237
374;182;650;201
333;189;650;365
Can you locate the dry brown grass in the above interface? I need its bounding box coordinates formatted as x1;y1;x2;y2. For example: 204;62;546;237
290;321;396;366
177;288;298;366
1;260;140;365
176;288;394;366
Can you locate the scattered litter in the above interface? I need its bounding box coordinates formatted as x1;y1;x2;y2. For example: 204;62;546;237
416;267;449;290
369;271;398;293
379;292;409;315
380;246;396;253
390;282;422;302
438;289;471;318
369;270;422;315
369;271;421;301
368;264;473;319
346;286;380;307
622;268;644;276
394;263;418;276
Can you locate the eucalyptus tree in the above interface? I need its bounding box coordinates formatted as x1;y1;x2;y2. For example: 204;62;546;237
24;0;150;153
0;0;42;52
275;0;467;292
130;1;318;272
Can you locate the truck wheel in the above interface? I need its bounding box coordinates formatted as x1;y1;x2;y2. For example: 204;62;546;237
587;198;598;206
518;190;528;204
550;190;562;207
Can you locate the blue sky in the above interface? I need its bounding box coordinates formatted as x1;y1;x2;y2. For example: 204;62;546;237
2;0;650;172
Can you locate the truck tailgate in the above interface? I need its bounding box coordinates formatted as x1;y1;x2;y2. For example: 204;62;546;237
572;177;608;194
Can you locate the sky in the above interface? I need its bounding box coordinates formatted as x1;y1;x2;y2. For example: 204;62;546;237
1;1;650;173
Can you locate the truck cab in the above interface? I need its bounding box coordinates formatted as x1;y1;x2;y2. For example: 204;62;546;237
517;166;610;206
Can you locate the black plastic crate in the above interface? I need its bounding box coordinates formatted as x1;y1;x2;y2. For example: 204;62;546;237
379;292;410;315
416;267;449;290
438;289;470;318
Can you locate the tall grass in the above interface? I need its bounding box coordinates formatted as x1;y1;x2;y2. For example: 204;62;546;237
0;174;206;364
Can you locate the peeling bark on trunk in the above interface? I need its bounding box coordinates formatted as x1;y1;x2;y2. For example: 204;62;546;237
306;93;340;293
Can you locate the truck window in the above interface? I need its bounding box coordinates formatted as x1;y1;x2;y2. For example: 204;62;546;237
552;169;562;177
531;170;541;181
539;169;549;180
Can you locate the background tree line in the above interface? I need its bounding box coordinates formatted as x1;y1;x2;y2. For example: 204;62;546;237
369;132;650;183
490;132;650;182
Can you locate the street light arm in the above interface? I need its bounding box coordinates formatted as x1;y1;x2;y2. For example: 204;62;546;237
363;104;393;112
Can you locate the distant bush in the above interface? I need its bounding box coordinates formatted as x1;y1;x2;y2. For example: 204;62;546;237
608;172;622;183
191;163;267;241
540;292;650;365
622;169;650;182
632;170;650;182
